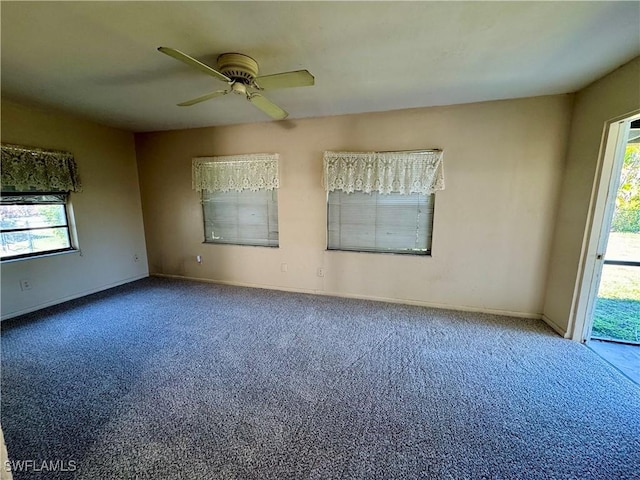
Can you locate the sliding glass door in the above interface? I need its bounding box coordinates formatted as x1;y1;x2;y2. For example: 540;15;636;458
591;121;640;344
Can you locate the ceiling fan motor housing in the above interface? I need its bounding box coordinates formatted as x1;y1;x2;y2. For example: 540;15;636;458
217;53;259;84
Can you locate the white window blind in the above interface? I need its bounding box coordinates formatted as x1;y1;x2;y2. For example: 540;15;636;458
328;190;434;254
202;190;279;247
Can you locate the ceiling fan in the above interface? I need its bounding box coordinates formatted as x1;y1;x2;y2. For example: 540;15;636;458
158;47;314;120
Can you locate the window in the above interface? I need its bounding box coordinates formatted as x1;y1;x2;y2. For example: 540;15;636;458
1;143;81;260
328;190;434;254
323;149;444;255
1;193;74;260
202;189;279;247
193;153;280;247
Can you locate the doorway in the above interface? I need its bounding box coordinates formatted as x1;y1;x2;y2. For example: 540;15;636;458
586;117;640;383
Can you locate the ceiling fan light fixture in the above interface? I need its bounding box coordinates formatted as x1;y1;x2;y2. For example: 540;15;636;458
231;82;248;96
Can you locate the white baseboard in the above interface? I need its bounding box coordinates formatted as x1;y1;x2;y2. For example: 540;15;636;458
542;314;569;338
154;273;321;295
154;273;543;320
1;274;149;321
322;290;543;320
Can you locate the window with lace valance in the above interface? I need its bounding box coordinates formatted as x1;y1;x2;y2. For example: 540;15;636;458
323;150;444;255
192;153;280;247
1;143;80;260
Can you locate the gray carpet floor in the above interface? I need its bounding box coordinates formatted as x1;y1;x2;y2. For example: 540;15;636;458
1;277;639;479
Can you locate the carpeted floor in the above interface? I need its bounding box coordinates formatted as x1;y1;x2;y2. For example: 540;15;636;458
1;277;639;479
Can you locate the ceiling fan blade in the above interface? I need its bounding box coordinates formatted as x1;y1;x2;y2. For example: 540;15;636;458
177;90;229;107
248;94;288;120
158;47;230;83
254;70;314;90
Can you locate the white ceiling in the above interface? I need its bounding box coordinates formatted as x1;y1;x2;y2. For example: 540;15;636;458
1;1;639;132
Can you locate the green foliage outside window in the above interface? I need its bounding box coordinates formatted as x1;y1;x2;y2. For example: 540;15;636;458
611;144;640;233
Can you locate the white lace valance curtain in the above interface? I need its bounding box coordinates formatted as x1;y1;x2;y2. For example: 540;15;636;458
1;143;82;192
192;153;279;192
323;150;444;195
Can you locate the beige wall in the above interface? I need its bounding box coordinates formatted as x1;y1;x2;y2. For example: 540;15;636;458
136;95;572;317
543;57;640;337
1;101;148;319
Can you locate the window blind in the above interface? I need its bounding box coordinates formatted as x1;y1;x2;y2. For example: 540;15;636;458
202;190;279;247
328;191;434;254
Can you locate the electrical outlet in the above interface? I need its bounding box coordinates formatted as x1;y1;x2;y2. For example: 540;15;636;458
20;279;32;291
317;267;325;277
281;263;288;272
196;255;202;264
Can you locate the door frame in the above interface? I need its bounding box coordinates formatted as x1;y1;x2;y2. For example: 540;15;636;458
572;111;639;342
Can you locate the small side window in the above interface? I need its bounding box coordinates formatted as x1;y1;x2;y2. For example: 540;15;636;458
0;193;75;260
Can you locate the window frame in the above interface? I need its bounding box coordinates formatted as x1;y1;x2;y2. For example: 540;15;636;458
0;192;76;261
326;190;435;256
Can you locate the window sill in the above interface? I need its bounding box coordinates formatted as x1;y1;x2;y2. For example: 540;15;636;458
202;241;279;248
1;249;81;264
325;248;432;257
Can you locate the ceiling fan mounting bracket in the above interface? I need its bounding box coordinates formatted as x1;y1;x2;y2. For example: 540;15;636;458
217;53;259;85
